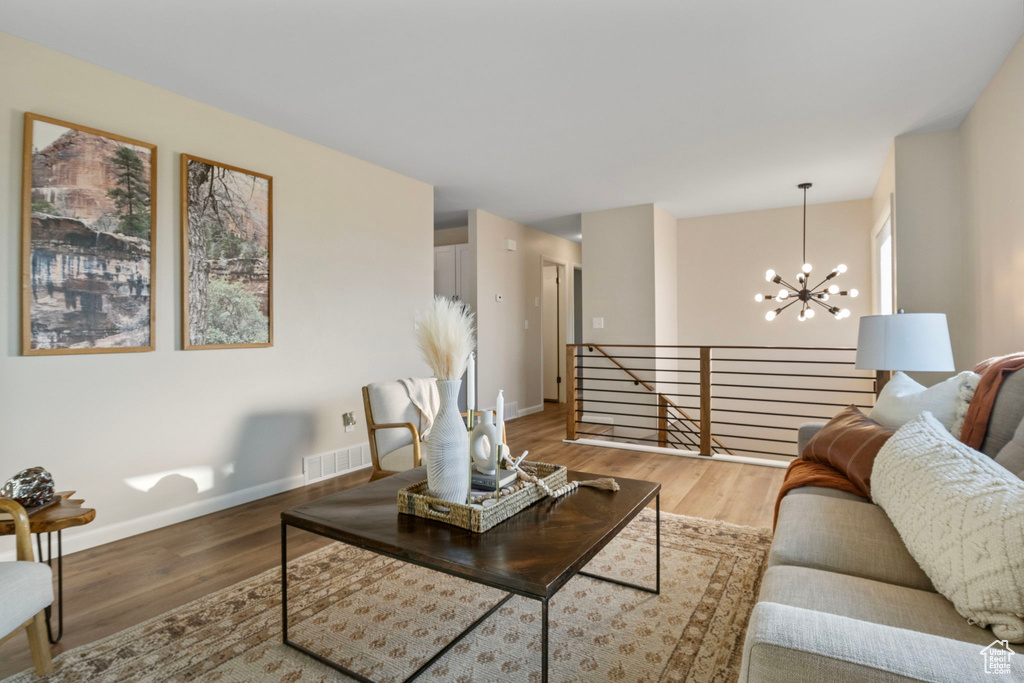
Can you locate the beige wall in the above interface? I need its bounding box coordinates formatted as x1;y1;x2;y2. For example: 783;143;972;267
959;34;1024;362
433;226;468;246
0;32;434;557
872;143;895;229
892;130;968;376
470;210;581;416
677;199;873;346
581;204;657;344
653;205;679;346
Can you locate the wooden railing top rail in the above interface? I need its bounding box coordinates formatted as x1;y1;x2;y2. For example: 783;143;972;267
570;344;858;351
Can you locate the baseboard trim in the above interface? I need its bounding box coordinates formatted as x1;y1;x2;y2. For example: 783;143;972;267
0;473;307;563
563;438;788;468
517;404;544;418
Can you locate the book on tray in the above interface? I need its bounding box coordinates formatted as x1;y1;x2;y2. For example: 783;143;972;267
470;468;518;491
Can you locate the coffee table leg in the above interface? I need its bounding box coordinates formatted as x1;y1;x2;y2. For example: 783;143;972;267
281;521;288;643
541;598;549;683
578;493;661;595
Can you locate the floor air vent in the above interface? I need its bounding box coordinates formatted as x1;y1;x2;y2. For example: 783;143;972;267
303;443;371;485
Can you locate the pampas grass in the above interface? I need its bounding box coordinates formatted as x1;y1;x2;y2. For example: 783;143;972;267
415;296;476;381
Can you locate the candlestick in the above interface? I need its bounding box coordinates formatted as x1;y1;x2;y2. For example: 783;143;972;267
495;389;505;447
467;353;475;412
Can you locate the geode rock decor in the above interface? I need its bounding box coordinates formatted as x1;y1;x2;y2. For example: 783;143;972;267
1;467;55;508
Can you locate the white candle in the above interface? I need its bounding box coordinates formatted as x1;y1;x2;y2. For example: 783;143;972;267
495;390;505;446
467;353;475;412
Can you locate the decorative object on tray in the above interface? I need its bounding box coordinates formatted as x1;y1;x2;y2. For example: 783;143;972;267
414;296;475;505
470;409;499;475
1;466;55;508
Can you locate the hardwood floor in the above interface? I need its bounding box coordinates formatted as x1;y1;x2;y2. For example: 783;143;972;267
0;403;785;678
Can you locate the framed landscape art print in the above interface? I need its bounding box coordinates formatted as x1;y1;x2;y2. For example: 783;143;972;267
181;154;273;350
21;113;157;355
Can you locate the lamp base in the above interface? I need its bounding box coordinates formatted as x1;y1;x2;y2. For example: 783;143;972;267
875;370;893;396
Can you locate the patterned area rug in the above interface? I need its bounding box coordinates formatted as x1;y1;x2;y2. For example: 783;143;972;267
4;510;771;683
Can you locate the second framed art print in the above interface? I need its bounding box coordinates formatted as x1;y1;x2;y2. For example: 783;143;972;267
181;154;273;350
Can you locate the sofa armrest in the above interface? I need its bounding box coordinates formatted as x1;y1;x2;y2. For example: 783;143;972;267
741;602;992;683
796;422;826;458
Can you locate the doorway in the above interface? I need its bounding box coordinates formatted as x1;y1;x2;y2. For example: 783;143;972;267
542;264;561;402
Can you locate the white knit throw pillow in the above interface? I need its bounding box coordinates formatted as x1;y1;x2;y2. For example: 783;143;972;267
872;412;1024;642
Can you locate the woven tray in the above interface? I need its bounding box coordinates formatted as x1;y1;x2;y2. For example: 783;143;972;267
397;461;568;533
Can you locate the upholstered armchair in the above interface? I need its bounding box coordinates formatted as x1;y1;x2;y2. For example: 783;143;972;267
362;381;431;481
0;498;53;675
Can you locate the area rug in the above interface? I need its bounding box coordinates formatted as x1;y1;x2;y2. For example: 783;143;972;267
4;510;771;683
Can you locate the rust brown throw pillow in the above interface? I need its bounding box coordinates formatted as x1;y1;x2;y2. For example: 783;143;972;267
802;405;895;497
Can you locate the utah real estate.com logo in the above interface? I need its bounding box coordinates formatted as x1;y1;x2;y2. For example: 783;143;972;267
981;640;1016;675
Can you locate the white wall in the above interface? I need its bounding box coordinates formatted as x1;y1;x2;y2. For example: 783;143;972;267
0;32;434;556
677;199;873;346
959;34;1024;363
653;205;678;346
469;210;581;417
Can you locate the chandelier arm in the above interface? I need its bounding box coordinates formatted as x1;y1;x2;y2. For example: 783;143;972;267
802;185;807;266
777;298;800;314
808;274;833;291
775;277;799;291
809;296;833;309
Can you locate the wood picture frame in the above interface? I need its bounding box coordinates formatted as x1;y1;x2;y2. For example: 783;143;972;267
181;154;273;350
21;112;157;355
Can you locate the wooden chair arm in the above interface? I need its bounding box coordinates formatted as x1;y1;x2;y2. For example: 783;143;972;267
367;422;423;468
0;498;34;561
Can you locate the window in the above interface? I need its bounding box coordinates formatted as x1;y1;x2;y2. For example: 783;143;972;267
874;216;894;315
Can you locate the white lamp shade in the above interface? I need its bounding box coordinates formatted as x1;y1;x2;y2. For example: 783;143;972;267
855;313;954;372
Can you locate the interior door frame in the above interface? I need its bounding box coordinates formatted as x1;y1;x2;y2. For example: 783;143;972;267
539;255;580;404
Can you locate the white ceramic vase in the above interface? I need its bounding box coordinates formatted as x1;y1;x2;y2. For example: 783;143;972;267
424;379;470;504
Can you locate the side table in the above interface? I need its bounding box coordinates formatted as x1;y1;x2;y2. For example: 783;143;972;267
0;491;95;644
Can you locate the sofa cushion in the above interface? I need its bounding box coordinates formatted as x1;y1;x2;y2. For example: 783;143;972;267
800;405;893;496
0;561;52;638
981;368;1024;457
873;412;1024;642
869;370;979;436
784;485;871;503
741;601;995;683
771;494;934;592
757;565;994;646
995;412;1024;478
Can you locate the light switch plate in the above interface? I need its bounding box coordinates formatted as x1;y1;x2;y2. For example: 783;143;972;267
592;317;604;329
534;297;540;307
524;320;529;330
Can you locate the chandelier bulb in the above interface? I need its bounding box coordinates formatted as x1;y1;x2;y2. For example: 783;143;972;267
849;288;859;298
754;293;764;302
806;308;816;318
840;308;851;319
765;269;776;282
797;314;806;322
802;263;812;274
836;264;848;274
827;284;839;294
778;289;789;300
765;310;777;321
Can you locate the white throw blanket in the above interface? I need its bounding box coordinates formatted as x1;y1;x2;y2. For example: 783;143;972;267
398;377;439;440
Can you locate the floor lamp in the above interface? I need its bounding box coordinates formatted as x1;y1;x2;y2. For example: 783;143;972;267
855;312;955;394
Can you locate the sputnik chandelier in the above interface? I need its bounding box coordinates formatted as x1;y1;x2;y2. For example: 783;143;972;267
756;182;857;322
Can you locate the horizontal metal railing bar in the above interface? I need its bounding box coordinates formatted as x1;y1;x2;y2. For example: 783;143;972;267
710;395;871;408
721;446;795;458
578;366;703;374
575;408;702;425
711;433;798;445
580;355;701;362
576;376;701;386
579;388;700;398
706;407;836;420
576;398;702;409
713;358;857;365
575;431;712;449
711;370;874;381
572;344;856;351
712;382;876;395
576;421;696;436
711;420;795;431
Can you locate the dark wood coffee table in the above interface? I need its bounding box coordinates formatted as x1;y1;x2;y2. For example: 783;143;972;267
281;467;660;683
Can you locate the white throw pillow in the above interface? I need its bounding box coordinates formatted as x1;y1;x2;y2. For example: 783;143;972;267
872;412;1024;642
869;371;979;436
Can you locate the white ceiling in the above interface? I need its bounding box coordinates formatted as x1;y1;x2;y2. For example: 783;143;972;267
3;1;1020;241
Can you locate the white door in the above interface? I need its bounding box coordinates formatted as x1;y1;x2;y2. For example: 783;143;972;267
434;245;456;299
